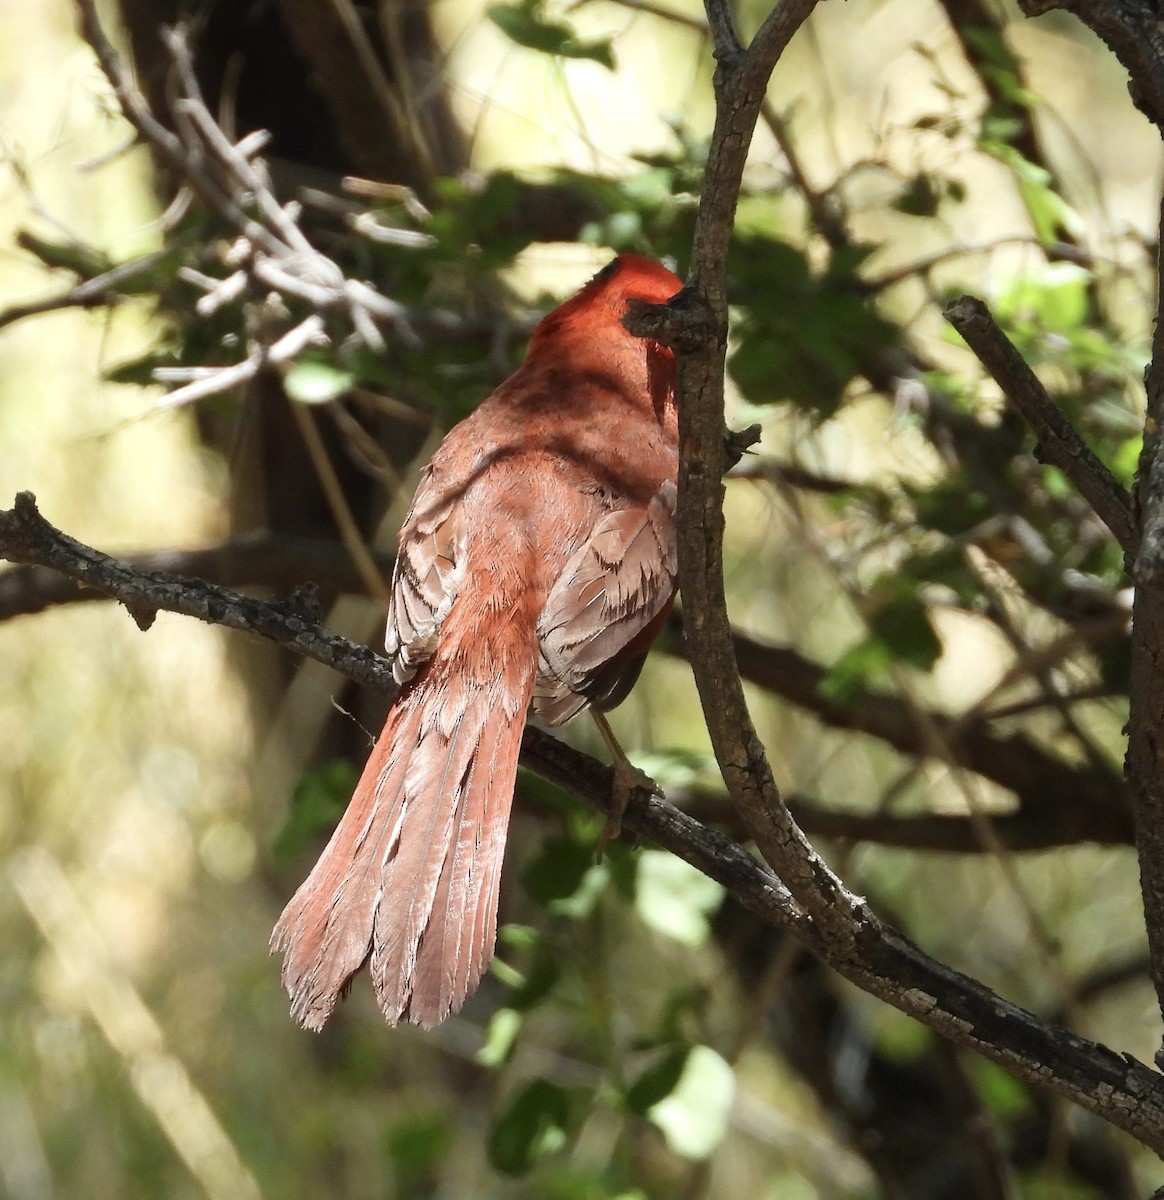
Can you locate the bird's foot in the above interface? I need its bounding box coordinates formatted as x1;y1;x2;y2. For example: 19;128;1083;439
597;757;661;858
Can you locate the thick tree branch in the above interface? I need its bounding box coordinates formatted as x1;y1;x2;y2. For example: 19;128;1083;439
4;493;1164;1145
0;535;1129;845
1127;189;1164;1051
658;0;863;948
0;493;394;685
945;296;1136;556
0;533;392;620
1019;0;1164;131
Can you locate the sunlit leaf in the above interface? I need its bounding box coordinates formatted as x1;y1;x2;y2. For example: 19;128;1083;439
487;2;615;68
635;850;724;947
284;361;355;405
647;1046;735;1160
477;1008;523;1068
994;262;1090;331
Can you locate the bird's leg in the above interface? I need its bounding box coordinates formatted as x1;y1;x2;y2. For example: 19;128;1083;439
588;706;661;854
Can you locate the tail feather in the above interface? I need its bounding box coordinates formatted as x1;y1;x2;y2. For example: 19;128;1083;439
375;678;529;1026
422;703;522;1021
272;652;533;1031
270;699;419;1030
374;703;477;1015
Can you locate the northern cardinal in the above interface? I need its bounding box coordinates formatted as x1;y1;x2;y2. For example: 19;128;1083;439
272;254;683;1029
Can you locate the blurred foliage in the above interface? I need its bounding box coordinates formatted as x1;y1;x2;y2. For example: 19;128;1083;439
1;0;1161;1198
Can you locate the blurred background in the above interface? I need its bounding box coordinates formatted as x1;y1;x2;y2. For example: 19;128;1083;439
0;0;1161;1196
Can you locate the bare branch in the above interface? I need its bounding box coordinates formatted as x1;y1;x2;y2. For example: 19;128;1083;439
3;492;1164;1144
0;532;390;620
664;0;862;948
1018;0;1164;130
0;492;389;679
702;0;743;56
1126;189;1164;1058
945;295;1137;555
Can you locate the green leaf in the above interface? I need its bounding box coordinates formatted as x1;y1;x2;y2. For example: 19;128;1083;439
980;142;1084;245
871;1012;932;1063
272;760;357;865
1018;180;1086;247
962;26;1017;71
726;234;898;415
477;1007;523;1068
488;1080;573;1174
521;836;598;907
647;1046;735;1160
635;850;724;947
868;593;943;672
820;636;893;701
17;229;110;276
900;546;980;605
970;1059;1031;1120
1113;436;1142;487
910;478;993;534
994;261;1090;331
487;2;615;68
284;361;355;405
505;946;561;1011
625;1045;689;1114
104;350;176;387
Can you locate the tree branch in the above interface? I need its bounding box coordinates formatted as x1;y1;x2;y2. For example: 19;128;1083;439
0;532;391;620
0;535;1129;845
3;492;1164;1145
945;295;1136;556
1018;0;1164;131
1127;188;1164;1057
661;0;863;949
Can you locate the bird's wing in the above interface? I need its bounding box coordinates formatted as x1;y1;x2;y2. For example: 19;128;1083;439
384;463;467;685
534;479;677;724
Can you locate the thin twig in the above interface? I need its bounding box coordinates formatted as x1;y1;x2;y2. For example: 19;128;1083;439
151;315;326;411
0;245;180;332
945;295;1137;555
286;403;391;602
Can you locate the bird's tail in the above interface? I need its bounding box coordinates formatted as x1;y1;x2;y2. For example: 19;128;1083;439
271;640;534;1030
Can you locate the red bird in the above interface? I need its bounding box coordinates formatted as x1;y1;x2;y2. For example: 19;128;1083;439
272;254;683;1029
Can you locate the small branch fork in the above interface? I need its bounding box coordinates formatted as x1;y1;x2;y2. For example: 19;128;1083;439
74;3;400;407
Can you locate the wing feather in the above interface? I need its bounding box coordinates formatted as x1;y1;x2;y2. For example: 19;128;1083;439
385;467;467;685
534;480;676;723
